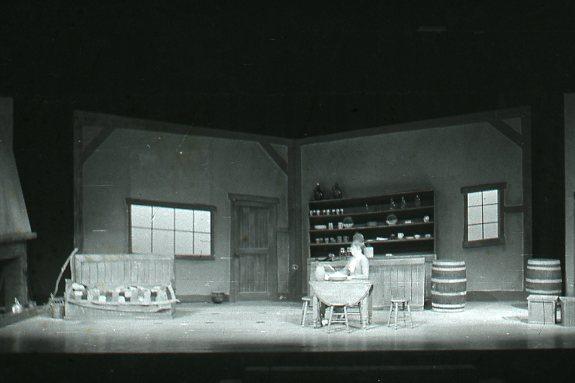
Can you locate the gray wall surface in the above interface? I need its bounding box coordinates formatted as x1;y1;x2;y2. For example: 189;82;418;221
301;122;524;291
81;127;288;297
0;97;32;238
565;93;575;296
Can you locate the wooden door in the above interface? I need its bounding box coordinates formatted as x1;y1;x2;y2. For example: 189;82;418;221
230;195;278;301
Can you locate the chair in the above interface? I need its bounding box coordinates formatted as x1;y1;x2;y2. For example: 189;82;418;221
301;296;312;326
387;298;413;330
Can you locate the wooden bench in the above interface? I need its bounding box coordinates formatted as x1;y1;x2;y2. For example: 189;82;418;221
65;253;176;320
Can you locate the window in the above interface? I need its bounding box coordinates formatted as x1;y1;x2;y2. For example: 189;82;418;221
461;183;505;247
128;199;214;258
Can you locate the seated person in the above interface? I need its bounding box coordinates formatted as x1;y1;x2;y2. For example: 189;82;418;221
322;233;369;280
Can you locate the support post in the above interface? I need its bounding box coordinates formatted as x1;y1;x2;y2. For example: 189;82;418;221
287;142;303;299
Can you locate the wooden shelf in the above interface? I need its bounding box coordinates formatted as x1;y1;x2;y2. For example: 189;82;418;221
310;221;434;233
308;205;434;221
308;189;434;208
310;237;434;247
308;189;436;258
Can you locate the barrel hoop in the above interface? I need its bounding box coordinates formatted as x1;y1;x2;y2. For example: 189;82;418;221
525;278;562;283
526;266;561;271
431;291;467;296
432;308;464;312
431;278;467;283
432;267;467;272
432;303;465;308
528;259;560;265
433;261;465;266
526;289;562;294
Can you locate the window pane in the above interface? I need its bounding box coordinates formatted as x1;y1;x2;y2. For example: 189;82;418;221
483;223;499;239
194;210;211;233
131;205;151;228
152;207;174;230
175;231;194;255
131;227;151;253
467;192;482;207
175;208;194;231
482;189;498;205
467;206;482;225
483;204;498;223
468;224;483;241
194;233;211;255
152;229;174;254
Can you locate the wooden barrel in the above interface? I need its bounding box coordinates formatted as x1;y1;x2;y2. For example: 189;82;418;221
525;258;562;295
431;260;466;312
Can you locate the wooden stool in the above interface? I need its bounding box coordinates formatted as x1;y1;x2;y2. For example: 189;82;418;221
301;296;312;326
388;299;413;330
327;305;349;333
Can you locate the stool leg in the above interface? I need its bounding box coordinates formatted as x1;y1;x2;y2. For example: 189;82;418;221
387;303;394;327
344;306;349;332
301;301;308;326
407;303;413;328
327;306;334;333
402;302;407;327
394;303;399;330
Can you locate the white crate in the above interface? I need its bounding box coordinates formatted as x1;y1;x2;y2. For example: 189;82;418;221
527;295;558;324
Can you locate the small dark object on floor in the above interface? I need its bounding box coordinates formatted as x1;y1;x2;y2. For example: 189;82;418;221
211;292;226;304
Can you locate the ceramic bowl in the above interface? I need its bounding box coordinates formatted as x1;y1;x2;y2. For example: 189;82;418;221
386;214;398;225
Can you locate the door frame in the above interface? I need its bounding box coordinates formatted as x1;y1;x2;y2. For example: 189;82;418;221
229;193;279;302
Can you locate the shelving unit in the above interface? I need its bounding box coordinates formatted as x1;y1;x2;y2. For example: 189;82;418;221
307;189;435;258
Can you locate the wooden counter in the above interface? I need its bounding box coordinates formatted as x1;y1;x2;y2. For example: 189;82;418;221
307;254;435;310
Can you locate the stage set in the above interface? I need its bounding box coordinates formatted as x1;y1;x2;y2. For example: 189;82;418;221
2;94;575;359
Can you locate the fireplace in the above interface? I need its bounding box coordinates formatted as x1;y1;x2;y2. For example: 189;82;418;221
0;239;32;312
0;97;35;312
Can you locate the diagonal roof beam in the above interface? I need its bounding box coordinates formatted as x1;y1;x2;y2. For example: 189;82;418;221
80;127;115;164
259;141;288;175
486;118;523;148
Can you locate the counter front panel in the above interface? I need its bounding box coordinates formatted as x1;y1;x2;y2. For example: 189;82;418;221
308;255;431;310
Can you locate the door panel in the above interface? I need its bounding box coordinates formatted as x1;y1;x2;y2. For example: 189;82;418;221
232;200;276;300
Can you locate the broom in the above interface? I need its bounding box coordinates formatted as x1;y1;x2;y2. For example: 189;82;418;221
48;248;79;318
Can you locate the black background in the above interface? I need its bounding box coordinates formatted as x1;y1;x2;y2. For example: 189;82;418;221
1;1;575;381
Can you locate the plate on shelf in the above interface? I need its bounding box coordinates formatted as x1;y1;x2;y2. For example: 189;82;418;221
405;236;414;240
386;214;398;225
314;225;327;230
367;221;378;227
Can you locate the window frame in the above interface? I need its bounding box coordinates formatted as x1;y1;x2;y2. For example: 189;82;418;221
126;198;216;260
461;182;506;248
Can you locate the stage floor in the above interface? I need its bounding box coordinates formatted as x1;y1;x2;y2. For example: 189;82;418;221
1;300;575;353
